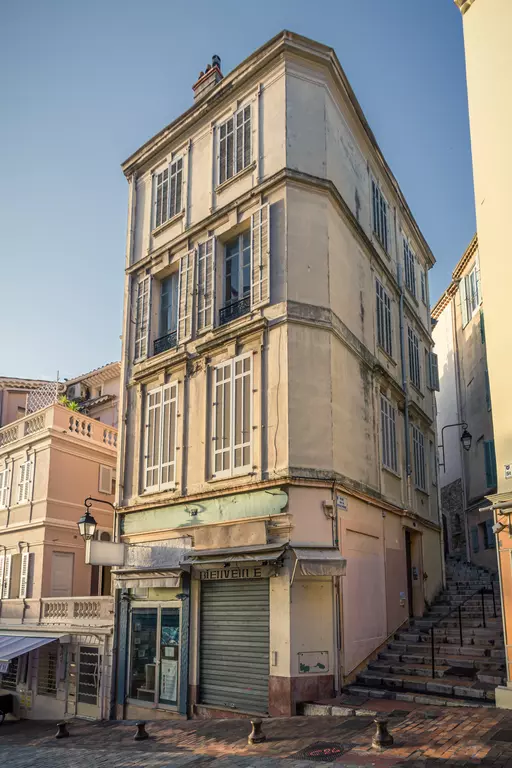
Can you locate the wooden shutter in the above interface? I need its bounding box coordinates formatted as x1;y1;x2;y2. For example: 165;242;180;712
233;355;252;470
134;275;151;360
160;382;178;488
212;361;232;475
485;440;497;488
50;552;73;597
144;387;162;491
3;553;12;598
197;238;215;333
480;310;485;344
0;555;4;597
177;250;196;343
485;370;492;411
428;352;440;391
0;468;10;508
486;519;496;549
19;552;31;599
251;204;270;309
475;251;482;305
18;460;32;503
99;465;112;494
460;277;469;328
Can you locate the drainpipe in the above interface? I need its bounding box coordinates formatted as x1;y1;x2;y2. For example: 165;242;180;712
327;483;343;694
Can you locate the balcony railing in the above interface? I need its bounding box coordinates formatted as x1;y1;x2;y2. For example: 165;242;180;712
154;330;178;356
0;596;114;627
0;404;118;450
219;296;251;326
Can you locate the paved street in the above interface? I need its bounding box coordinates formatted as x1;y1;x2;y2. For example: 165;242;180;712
2;705;512;768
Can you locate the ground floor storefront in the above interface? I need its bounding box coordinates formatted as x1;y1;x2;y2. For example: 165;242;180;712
0;631;112;720
114;483;443;720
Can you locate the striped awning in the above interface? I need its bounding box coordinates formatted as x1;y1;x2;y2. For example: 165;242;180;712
0;633;68;673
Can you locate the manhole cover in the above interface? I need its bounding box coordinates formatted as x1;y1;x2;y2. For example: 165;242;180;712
295;742;346;762
491;730;512;742
445;666;476;678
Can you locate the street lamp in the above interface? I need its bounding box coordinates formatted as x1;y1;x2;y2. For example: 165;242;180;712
77;509;97;541
438;421;473;471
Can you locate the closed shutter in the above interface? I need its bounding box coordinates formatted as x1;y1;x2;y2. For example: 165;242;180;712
98;465;113;494
0;467;10;508
460;278;469;328
471;526;479;554
486;519;496;549
484;440;497;488
19;551;31;598
3;553;12;599
197;238;215;333
177;250;196;343
51;552;73;597
428;352;440;391
200;579;269;713
251;204;270;309
134;276;151;361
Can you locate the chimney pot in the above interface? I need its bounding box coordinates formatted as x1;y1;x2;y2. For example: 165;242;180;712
192;54;223;102
212;54;221;69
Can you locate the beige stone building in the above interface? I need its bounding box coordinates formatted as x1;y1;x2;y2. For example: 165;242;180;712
114;31;443;720
64;362;121;428
454;0;512;708
0;399;117;720
432;235;497;570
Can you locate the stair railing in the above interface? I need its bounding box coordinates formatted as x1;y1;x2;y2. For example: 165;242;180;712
429;577;498;679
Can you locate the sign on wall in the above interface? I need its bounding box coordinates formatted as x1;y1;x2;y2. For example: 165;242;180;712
298;651;329;674
194;566;275;580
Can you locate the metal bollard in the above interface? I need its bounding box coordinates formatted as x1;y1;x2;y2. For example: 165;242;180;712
372;717;393;749
248;718;266;744
55;721;69;739
134;721;149;741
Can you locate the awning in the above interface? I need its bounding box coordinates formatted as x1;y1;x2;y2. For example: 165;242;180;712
181;543;286;570
0;633;68;673
113;568;182;589
291;546;347;577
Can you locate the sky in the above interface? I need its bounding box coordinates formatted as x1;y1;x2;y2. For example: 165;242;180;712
0;0;476;380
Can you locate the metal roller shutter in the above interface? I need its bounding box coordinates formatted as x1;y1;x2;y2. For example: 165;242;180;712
200;579;269;713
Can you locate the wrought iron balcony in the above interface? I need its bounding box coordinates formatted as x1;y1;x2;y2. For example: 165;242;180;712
219;296;251;326
154;331;178;356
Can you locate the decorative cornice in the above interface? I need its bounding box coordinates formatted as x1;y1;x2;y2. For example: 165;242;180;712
454;0;476;14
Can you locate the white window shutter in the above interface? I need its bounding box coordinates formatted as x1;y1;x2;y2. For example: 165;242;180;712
0;555;4;596
19;552;30;599
475;251;482;305
3;553;12;599
144;388;162;491
0;468;10;508
177;250;196;343
18;460;32;504
250;204;270;309
134;276;151;361
196;238;215;333
460;277;469;328
160;382;179;488
98;465;112;494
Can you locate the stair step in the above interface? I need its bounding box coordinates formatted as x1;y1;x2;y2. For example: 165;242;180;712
345;685;494;708
355;672;496;701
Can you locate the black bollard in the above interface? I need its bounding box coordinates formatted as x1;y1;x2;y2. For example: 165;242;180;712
372;717;393;749
55;721;69;739
248;718;266;745
134;721;149;741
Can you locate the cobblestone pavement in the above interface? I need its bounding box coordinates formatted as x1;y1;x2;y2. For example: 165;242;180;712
2;706;512;768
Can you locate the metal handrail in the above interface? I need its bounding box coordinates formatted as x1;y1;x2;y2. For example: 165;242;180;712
429;578;498;679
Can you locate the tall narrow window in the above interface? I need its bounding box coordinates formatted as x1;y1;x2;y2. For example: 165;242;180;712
485;369;492;411
412;425;426;491
371;179;389;252
144;383;178;492
403;238;416;298
376;279;393;357
420;269;427;304
212;354;252;477
153;158;183;229
154;168;169;229
134;276;151;361
408;326;421;389
380;396;398;473
220;232;251;324
219;105;251;185
196;238;215;333
154;273;179;355
17;459;33;504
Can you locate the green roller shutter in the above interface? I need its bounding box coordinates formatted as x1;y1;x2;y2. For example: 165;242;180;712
200;579;269;713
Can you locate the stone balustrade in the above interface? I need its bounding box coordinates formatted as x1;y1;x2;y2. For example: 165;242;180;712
0;596;114;626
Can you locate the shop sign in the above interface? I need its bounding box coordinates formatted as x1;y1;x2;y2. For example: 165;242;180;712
195;565;275;580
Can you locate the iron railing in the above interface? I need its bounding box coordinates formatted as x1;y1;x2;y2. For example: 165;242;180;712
154;330;178;356
429;579;498;679
219;296;251;325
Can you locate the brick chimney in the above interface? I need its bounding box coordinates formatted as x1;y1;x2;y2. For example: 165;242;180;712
192;55;223;102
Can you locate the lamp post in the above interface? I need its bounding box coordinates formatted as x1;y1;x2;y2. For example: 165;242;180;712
78;496;116;541
438;422;473;472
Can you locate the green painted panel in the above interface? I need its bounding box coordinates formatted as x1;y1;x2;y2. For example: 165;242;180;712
120;488;288;536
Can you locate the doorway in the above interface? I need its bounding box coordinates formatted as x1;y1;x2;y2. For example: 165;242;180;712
76;646;99;718
405;530;414;618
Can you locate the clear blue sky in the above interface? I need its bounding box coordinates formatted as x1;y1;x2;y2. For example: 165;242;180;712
0;0;475;380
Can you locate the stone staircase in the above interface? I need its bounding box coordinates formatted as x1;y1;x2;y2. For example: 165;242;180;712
344;557;504;708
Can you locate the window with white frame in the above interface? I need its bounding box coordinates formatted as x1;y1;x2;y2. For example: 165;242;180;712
159;272;179;339
380;395;398;473
17;459;33;504
224;232;251;307
412;425;426;491
0;466;10;509
219;105;251;185
403;237;416;298
371;179;389;252
420;269;427;305
460;260;482;327
376;279;393;357
144;382;179;492
407;326;421;389
153;157;183;229
134;276;151;361
212;354;252;477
